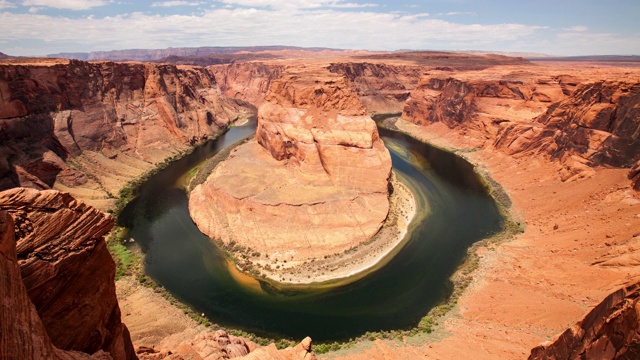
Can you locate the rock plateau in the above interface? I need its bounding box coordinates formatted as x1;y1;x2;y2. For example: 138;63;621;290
189;67;392;266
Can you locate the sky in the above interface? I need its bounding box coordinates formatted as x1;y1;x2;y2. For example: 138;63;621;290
0;0;639;57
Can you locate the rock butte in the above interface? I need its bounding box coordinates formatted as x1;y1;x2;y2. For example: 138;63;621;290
1;50;640;359
189;69;392;264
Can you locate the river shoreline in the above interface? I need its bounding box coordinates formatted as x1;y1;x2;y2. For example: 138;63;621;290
183;125;420;286
115;116;516;354
232;171;419;285
329;117;640;360
185;133;420;285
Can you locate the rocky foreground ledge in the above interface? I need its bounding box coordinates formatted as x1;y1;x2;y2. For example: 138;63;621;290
0;187;319;360
189;68;395;282
0;187;136;360
529;282;640;359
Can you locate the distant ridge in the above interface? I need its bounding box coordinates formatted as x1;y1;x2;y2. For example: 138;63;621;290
530;55;640;62
0;52;14;60
461;50;551;58
48;45;345;61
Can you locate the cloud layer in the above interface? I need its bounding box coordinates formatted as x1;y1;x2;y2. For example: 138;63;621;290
0;1;637;56
22;0;108;10
151;1;205;7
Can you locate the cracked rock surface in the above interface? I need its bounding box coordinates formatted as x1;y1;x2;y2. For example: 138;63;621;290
0;187;135;360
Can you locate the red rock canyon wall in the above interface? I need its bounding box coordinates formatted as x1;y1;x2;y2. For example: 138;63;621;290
0;187;135;359
0;59;249;196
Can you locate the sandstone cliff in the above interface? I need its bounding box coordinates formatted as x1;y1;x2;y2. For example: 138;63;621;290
0;59;249;209
0;187;135;359
241;337;315;360
402;75;564;135
495;81;640;180
255;71;391;193
209;62;284;106
211;60;422;115
328;62;422;114
1;210;74;360
135;329;252;359
189;68;392;272
400;71;640;188
529;282;640;359
135;331;316;360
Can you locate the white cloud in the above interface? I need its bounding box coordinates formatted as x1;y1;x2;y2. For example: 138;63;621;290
27;6;39;12
0;8;544;54
0;5;636;56
563;25;588;32
151;1;204;7
218;0;376;9
437;11;476;16
0;0;16;9
325;2;376;8
21;0;108;10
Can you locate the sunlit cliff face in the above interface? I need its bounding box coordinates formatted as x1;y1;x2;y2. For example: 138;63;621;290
189;69;392;266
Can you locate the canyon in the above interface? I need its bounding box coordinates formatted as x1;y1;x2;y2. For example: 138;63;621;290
188;67;394;279
0;58;252;211
1;49;639;359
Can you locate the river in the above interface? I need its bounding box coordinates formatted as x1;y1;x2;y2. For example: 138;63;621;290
118;118;504;342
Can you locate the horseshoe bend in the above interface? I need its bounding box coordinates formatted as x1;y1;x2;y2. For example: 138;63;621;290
188;69;407;283
1;48;640;360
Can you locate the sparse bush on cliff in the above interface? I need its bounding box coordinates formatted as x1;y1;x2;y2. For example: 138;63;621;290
106;226;138;280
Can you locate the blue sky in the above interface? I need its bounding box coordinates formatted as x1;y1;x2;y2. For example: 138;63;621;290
0;0;638;56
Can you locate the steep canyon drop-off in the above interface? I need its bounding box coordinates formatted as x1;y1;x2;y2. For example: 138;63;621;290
0;59;249;210
0;188;135;360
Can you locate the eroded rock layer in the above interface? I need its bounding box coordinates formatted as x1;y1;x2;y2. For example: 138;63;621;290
327;62;423;114
0;59;249;209
0;187;135;360
495;81;640;178
0;210;65;359
400;70;640;187
529;282;640;360
209;62;284;106
189;68;391;262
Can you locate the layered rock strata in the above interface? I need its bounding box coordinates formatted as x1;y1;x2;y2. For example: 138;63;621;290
495;81;640;180
401;71;640;188
135;330;252;359
209;62;284;106
0;187;136;360
402;75;565;137
212;60;424;115
327;62;422;114
1;210;72;359
135;331;316;359
529;282;640;360
0;59;249;209
189;69;391;265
